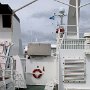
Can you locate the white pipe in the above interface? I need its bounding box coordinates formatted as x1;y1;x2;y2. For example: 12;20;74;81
54;0;76;8
76;0;79;38
58;25;77;26
79;2;90;8
13;0;38;13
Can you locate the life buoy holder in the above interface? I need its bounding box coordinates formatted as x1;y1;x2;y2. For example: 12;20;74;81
32;69;43;79
56;28;64;33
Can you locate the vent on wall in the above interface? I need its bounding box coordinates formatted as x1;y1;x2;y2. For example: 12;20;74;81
64;59;86;83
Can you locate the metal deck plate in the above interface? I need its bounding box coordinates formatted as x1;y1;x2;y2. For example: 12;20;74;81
27;85;45;90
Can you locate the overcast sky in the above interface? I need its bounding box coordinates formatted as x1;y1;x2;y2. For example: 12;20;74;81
1;0;68;33
1;0;90;45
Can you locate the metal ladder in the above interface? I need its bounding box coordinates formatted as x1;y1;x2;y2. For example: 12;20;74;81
56;31;65;90
0;41;14;90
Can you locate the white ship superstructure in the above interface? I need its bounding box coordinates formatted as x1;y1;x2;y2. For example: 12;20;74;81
0;0;90;90
24;43;57;87
23;0;90;90
56;0;90;90
0;3;26;90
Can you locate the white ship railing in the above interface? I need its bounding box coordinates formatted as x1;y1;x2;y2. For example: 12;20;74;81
60;38;90;50
56;31;90;50
56;31;66;90
60;38;85;49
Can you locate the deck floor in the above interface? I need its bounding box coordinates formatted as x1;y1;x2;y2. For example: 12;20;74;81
26;85;45;90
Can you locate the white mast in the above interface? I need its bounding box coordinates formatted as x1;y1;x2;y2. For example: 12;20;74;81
54;0;80;90
76;0;79;38
55;0;80;38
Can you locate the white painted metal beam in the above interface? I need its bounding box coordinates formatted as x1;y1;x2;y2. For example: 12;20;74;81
13;0;38;13
54;0;76;8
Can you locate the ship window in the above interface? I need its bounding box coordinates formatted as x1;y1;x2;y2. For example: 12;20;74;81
13;60;16;70
2;15;11;28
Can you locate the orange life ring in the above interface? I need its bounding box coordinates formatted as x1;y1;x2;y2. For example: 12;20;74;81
32;69;42;79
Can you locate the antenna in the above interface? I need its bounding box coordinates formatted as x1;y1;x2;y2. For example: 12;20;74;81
54;7;66;26
54;0;90;38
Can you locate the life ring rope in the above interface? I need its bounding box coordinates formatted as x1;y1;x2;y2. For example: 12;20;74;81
32;69;43;79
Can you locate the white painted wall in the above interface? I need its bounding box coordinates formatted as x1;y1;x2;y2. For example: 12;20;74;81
0;14;18;90
26;56;57;85
11;16;22;56
0;15;22;55
0;15;12;42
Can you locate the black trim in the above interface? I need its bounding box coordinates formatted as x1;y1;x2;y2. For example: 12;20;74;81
0;3;12;14
14;14;20;23
15;88;26;90
0;3;20;23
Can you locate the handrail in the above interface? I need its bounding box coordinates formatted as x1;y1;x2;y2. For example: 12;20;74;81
56;32;65;90
0;56;14;81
